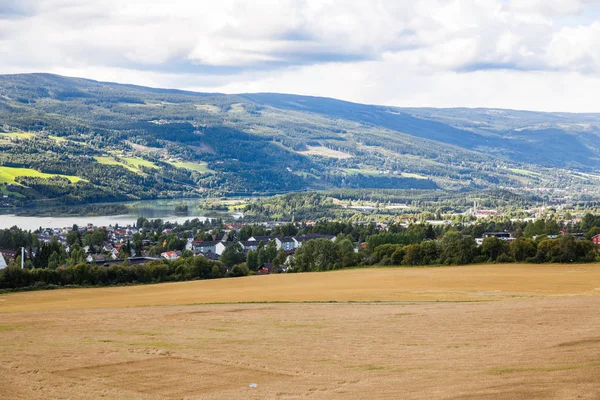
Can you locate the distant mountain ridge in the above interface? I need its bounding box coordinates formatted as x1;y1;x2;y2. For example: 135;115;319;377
0;73;599;206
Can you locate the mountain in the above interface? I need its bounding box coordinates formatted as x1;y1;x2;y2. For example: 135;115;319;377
0;73;599;207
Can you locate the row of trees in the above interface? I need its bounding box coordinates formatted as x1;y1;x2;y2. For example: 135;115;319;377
0;256;222;290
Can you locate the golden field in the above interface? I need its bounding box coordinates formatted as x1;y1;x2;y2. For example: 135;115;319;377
1;264;600;399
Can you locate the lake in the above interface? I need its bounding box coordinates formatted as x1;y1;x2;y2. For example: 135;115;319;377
0;199;243;230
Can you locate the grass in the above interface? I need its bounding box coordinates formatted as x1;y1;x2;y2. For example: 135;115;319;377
0;131;35;140
168;161;213;174
343;168;380;176
488;362;600;375
2;275;600;399
94;156;140;173
508;168;542;178
0;166;83;185
3;264;600;313
401;172;428;180
299;146;352;159
48;135;67;142
121;157;158;169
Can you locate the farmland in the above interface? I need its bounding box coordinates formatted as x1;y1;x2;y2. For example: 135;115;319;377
167;160;213;174
0;165;83;185
1;265;600;399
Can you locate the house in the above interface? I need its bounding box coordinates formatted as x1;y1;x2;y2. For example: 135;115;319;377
0;254;8;270
240;241;259;252
592;234;600;245
192;240;221;254
161;251;179;260
275;237;296;251
192;240;229;256
248;236;274;243
483;232;511;239
257;263;274;275
0;249;17;259
294;234;336;247
198;252;220;261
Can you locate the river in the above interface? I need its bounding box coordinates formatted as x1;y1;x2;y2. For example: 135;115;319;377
0;199;243;230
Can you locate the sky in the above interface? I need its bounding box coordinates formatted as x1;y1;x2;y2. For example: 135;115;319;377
1;0;600;112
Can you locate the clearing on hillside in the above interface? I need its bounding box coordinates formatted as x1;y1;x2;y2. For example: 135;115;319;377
0;166;83;185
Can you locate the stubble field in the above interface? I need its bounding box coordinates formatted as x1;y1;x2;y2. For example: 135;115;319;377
1;264;600;399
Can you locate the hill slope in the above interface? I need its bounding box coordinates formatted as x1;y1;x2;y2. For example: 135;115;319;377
0;73;599;206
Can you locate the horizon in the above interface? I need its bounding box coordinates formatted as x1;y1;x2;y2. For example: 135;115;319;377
1;1;600;113
5;71;600;115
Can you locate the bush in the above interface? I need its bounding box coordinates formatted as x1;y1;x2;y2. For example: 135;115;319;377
231;264;249;277
496;253;514;263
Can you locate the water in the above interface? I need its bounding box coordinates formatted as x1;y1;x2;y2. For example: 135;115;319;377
0;199;243;230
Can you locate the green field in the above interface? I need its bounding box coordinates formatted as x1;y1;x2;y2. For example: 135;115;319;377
48;135;67;142
168;161;213;174
508;168;542;178
343;168;380;176
0;166;83;184
122;157;159;169
401;172;428;180
0;131;35;140
94;156;140;173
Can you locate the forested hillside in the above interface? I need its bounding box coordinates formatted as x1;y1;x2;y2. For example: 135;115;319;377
1;73;600;207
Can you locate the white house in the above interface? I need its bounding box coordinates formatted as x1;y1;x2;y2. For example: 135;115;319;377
0;253;7;269
276;237;296;251
161;251;179;260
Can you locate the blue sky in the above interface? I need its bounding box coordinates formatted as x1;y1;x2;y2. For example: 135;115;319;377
1;0;600;112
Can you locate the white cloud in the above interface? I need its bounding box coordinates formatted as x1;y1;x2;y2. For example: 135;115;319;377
0;0;599;111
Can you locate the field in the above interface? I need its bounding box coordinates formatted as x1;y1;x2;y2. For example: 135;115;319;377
299;146;352;159
168;161;213;174
122;157;159;169
0;166;83;184
94;156;140;173
1;265;600;399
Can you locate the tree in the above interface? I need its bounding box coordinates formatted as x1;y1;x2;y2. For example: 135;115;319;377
294;239;339;272
66;230;81;247
509;238;536;262
480;237;509;261
246;249;258;270
68;246;86;266
83;229;106;248
337;238;357;268
403;244;422;266
265;241;277;263
238;225;253;241
273;248;288;267
439;231;476;265
231;264;249;277
220;243;245;267
47;252;62;270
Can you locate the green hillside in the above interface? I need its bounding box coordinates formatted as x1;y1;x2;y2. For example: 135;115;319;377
0;73;599;208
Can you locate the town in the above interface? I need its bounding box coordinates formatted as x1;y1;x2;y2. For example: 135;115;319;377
3;207;600;279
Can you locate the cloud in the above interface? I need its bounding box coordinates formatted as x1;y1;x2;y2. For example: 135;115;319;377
0;0;599;111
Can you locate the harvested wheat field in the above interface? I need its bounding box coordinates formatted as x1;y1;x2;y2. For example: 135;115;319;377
1;265;600;399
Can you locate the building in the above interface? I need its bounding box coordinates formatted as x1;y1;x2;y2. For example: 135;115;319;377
192;240;222;254
275;237;296;251
257;263;274;275
240;241;259;252
161;251;179;260
0;253;7;269
247;236;274;243
294;234;336;247
592;234;600;245
483;232;512;239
